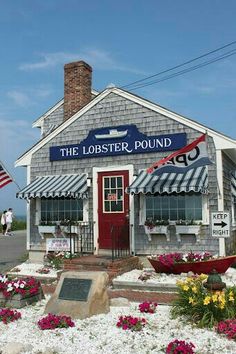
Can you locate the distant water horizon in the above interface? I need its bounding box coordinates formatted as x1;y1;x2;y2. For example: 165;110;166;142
15;214;26;221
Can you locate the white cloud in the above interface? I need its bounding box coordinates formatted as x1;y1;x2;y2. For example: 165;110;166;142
7;91;31;107
19;49;147;75
7;87;53;107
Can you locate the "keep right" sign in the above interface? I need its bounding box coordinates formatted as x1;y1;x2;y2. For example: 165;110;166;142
211;212;230;238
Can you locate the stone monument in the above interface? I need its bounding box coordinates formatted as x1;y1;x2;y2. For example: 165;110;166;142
45;271;110;319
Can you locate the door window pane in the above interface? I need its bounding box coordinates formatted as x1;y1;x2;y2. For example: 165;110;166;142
103;176;124;213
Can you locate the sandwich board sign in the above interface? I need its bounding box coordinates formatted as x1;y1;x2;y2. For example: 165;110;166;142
211;212;230;238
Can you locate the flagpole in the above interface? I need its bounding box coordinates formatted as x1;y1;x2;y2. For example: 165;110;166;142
0;159;21;190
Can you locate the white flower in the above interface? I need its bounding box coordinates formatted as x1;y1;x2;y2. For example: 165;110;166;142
19;283;25;289
0;275;8;283
13;282;20;288
7;285;13;292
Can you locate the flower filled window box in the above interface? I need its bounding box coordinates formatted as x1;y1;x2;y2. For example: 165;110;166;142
144;219;170;242
175;224;201;242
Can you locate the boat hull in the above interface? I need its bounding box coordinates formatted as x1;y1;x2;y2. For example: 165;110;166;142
148;255;236;274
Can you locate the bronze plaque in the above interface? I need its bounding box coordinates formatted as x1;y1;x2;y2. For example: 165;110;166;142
59;278;92;301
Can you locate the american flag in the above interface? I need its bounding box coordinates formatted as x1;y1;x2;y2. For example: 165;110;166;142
0;163;13;189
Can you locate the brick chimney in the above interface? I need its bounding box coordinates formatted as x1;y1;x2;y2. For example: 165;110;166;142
64;61;92;121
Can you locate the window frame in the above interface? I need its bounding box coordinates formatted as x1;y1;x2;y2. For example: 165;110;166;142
139;193;209;225
35;197;88;224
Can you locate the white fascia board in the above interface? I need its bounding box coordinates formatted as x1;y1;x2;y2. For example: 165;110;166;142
15;89;110;167
32;99;64;128
32;90;99;129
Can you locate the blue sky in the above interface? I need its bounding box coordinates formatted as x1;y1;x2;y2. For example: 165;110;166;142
1;0;236;215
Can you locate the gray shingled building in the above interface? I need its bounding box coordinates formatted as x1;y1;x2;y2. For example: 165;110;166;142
15;61;236;261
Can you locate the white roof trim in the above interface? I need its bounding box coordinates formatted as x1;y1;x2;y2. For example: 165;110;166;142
15;87;236;167
32;89;99;128
32;99;64;128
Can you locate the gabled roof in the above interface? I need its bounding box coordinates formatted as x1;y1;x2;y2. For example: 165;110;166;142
32;89;99;128
15;87;236;167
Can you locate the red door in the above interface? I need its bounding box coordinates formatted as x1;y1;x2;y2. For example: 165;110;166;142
98;170;129;249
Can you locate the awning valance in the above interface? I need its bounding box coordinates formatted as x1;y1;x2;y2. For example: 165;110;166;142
16;174;88;199
126;166;208;195
231;173;236;198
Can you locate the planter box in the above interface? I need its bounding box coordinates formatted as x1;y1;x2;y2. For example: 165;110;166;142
175;225;201;242
144;225;170;242
60;225;79;235
38;225;57;238
0;290;44;308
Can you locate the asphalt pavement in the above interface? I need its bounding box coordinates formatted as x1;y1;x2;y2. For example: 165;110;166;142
0;230;27;273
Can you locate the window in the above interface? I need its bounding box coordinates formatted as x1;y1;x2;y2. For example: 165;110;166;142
145;193;202;222
40;197;83;222
103;176;124;213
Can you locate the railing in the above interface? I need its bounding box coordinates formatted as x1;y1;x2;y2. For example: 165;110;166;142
66;221;94;256
111;222;130;261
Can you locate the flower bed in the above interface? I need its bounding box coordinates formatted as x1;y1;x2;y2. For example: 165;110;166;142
171;274;236;328
166;339;195;354
38;313;75;330
138;301;158;313
0;274;43;308
116;315;146;331
0;308;21;324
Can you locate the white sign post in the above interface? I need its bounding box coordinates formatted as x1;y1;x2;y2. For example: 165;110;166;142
211;212;230;238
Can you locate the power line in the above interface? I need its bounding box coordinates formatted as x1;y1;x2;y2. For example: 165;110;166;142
127;49;236;91
120;40;236;91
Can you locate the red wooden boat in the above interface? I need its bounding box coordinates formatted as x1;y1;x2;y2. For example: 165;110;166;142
148;255;236;274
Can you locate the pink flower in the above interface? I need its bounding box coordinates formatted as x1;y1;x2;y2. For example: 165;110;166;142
116;315;146;331
139;301;158;313
0;308;21;324
216;319;236;340
38;313;75;330
0;276;41;299
166;339;195;354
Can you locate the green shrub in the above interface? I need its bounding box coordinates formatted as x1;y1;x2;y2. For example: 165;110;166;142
171;274;236;328
12;218;26;231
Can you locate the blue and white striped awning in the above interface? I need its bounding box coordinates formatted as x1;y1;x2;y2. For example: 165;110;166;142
16;174;88;199
126;166;208;195
231;173;236;198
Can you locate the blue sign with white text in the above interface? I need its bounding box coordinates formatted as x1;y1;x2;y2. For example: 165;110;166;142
49;125;187;161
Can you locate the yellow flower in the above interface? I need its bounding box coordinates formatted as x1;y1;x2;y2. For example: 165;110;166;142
218;302;225;309
229;290;234;302
212;294;218;303
203;296;211;305
199;274;208;281
183;285;189;291
189;296;195;304
191;286;197;294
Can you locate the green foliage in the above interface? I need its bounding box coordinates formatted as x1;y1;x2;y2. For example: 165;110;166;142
171;275;236;328
12;218;26;230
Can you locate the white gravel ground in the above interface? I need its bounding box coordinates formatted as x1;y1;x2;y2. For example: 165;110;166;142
1;264;236;353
